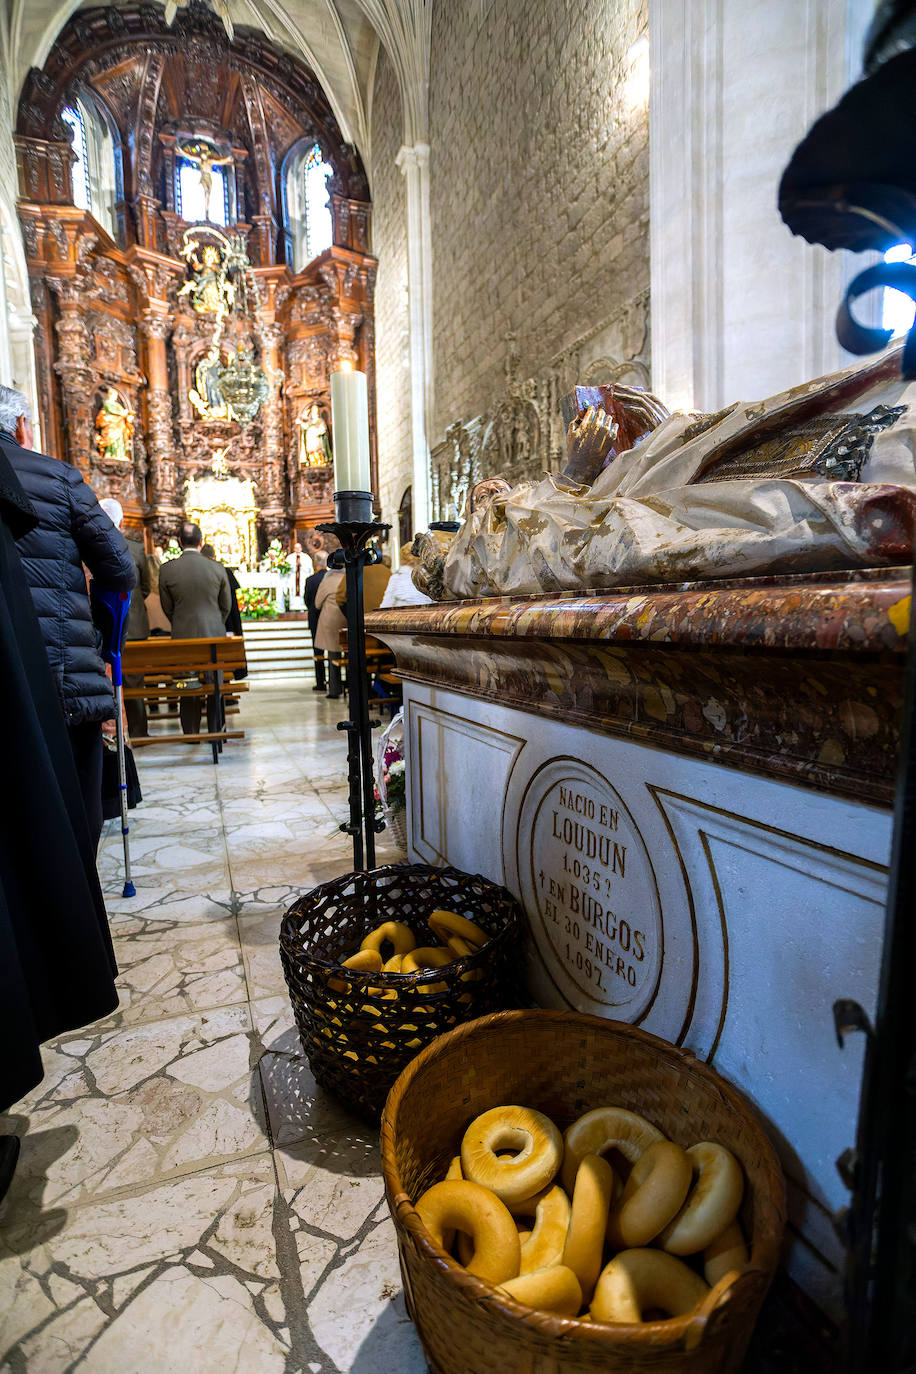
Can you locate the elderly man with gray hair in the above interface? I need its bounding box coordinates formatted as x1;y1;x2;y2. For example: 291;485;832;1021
0;385;135;847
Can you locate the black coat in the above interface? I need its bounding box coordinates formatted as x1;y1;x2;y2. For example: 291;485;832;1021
304;567;327;639
0;446;118;1110
0;433;136;726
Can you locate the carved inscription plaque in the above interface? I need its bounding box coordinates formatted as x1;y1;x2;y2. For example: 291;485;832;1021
517;759;663;1017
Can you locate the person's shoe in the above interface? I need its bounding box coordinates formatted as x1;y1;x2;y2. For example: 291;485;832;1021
311;684;325;692
326;692;342;700
0;1136;20;1204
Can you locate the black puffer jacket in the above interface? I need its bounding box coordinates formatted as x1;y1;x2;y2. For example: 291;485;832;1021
0;433;136;726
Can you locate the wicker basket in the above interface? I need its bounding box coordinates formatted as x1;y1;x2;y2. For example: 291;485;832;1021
385;807;408;851
279;864;523;1120
381;1009;786;1374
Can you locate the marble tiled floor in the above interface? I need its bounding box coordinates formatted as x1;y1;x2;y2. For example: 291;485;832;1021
0;686;427;1373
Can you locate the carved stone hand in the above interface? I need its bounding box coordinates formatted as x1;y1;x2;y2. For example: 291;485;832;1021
561;406;618;486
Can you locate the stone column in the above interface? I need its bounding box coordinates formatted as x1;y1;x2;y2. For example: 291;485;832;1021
396;142;432;532
138;311;178;512
258;320;289;535
48;276;94;475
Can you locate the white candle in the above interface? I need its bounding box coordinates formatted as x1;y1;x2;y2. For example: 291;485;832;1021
330;367;371;492
390;537;401;572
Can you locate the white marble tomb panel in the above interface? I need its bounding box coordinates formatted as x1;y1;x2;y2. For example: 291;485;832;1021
406;695;525;875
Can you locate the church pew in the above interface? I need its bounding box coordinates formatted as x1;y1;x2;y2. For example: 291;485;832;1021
122;635;248;764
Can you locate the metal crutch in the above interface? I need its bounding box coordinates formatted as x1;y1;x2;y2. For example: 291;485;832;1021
90;585;135;897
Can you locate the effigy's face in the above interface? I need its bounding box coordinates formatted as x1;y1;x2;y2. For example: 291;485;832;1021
202;247;220;268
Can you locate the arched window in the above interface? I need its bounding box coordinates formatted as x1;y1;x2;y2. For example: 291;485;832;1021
61;96;117;239
285;143;334;270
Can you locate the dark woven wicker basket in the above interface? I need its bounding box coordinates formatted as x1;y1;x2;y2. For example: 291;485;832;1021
279;863;523;1120
381;1009;786;1374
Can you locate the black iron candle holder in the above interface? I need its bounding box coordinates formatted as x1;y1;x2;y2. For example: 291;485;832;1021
318;499;391;870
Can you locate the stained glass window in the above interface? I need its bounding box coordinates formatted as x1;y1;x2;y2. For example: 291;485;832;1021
303;145;333;259
62;105;90;211
61;97;117;238
286;143;333;270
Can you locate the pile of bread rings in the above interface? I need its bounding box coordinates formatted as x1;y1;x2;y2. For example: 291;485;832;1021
415;1102;748;1324
317;911;490;1062
332;909;489;990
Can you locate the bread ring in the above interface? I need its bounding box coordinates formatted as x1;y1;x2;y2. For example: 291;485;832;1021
658;1142;744;1255
562;1153;616;1300
606;1140;692;1249
513;1185;571;1274
591;1249;709;1324
499;1265;582;1318
402;946;453;993
382;954;404;973
428;909;488;948
416;1180;520;1284
462;1106;563;1206
562;1108;664;1193
445;935;477;958
360;921;417;958
328;948;382;992
703;1218;748;1286
442;1155;463;1254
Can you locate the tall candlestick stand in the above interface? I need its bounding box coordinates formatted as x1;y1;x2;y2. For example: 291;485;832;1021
318;493;390;871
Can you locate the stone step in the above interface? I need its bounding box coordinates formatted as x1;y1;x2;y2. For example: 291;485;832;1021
242;620;317;679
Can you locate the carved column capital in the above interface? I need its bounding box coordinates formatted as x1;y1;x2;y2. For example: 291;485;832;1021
396;143;430;175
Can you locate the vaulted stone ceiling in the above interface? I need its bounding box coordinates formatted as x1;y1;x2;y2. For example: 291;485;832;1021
3;0;384;170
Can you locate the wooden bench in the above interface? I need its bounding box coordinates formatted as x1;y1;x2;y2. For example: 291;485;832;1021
338;630;402;717
122;636;248;764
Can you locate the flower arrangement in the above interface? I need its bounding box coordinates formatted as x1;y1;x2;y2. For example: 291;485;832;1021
237;587;279;620
261;539;292;576
381;740;406;811
161;538;181;563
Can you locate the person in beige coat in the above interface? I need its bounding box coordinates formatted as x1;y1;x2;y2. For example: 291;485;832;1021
314;567;346;698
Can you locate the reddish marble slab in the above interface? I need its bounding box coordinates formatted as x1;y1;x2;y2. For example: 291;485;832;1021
367;568;911;805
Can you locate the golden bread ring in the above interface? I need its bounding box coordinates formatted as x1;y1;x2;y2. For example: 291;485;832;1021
562;1153;616;1300
499;1265;582;1318
462;1106;563;1206
328;948;382;992
401;946;453;993
658;1142;744;1255
416;1180;520;1284
382;954;404;973
442;1155;463;1253
515;1185;571;1274
360;921;417;958
606;1140;692;1249
446;934;477;957
591;1248;709;1324
703;1218;748;1286
428;909;487;947
561;1107;664;1193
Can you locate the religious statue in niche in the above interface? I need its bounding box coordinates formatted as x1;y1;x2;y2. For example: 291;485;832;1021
296;403;331;466
178;240;233;315
95;387;134;461
176;137;233;223
189;345;231;422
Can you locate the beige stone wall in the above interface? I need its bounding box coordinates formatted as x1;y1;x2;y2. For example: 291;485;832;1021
427;0;650;434
371;49;413;538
